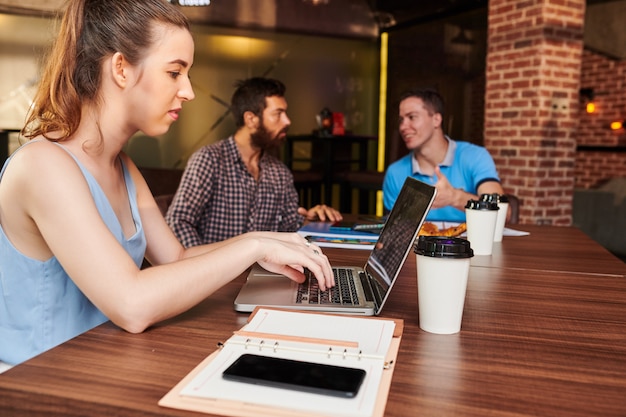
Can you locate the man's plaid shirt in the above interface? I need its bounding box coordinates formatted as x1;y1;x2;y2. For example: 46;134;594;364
166;137;304;247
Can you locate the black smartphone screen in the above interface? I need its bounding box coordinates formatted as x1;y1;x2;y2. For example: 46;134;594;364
329;221;354;232
222;354;366;398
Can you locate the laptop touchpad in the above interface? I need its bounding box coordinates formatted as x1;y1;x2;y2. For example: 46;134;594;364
241;274;296;303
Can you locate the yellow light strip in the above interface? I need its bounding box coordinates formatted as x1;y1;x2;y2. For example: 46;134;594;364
376;32;388;216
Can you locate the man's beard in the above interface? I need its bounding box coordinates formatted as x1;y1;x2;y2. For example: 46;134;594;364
250;122;288;150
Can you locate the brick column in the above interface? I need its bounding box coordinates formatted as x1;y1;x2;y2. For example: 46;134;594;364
484;0;585;225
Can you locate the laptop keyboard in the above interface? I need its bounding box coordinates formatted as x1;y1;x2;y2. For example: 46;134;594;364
296;268;360;305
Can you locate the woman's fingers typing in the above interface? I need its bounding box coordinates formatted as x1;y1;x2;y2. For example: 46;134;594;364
258;233;334;291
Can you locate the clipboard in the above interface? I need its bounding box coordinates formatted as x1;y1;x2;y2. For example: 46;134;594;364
159;307;404;417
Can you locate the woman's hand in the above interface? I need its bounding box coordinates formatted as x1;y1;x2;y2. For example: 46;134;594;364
256;233;334;291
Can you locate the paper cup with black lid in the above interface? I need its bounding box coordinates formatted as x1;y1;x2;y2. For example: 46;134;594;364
414;236;474;334
465;199;499;255
480;193;509;242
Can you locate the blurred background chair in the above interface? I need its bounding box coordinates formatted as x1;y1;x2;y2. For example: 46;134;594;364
337;170;384;214
505;194;520;225
139;167;183;216
292;170;323;208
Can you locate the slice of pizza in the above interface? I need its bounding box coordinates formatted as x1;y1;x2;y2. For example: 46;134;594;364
418;222;467;237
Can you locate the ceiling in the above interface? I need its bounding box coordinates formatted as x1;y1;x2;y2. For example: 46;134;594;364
372;0;624;31
372;0;488;31
371;0;626;59
0;0;624;43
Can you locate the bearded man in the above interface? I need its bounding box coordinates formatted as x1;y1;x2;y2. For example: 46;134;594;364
166;77;341;247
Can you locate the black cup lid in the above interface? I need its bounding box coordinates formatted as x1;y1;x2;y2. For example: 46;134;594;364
465;199;499;210
479;193;509;203
414;236;474;258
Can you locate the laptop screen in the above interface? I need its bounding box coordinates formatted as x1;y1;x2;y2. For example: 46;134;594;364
364;178;435;313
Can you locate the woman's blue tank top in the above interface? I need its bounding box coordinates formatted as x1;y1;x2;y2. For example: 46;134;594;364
0;141;147;365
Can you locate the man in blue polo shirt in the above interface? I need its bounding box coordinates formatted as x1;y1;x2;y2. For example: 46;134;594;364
383;88;504;222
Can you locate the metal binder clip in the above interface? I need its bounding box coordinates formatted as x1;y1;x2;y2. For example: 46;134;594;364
259;340;265;351
327;347;332;358
273;342;279;353
244;338;251;349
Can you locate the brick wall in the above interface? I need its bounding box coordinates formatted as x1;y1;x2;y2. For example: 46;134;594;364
484;0;585;226
575;150;626;188
575;48;626;188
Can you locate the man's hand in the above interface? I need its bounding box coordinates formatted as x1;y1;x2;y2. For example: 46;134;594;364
432;167;475;211
298;205;343;222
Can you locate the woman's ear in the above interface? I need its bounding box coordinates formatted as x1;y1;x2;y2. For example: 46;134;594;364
110;52;128;88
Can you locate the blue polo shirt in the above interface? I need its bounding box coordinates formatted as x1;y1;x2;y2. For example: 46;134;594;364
383;138;500;222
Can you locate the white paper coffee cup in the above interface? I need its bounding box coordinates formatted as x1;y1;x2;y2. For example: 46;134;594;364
465;199;499;255
493;201;508;242
480;193;509;242
414;236;474;334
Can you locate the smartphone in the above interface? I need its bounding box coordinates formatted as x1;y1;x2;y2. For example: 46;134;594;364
329;221;354;232
222;354;366;398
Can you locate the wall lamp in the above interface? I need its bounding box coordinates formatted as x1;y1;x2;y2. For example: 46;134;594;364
579;88;595;113
610;120;624;130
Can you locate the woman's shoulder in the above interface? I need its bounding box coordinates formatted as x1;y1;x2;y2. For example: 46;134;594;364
11;138;70;158
5;139;68;172
4;139;87;192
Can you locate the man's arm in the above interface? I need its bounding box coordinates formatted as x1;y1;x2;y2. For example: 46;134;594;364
278;176;306;231
476;180;504;197
438;143;504;212
165;151;212;248
432;167;504;212
431;166;470;211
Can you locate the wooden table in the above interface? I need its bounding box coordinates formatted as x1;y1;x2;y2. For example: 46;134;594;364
1;226;625;416
470;224;626;276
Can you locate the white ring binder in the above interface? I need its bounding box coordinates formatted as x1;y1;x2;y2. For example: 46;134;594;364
161;308;402;417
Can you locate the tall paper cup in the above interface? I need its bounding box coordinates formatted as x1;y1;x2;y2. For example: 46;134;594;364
494;200;509;242
465;199;499;255
414;236;474;334
480;193;509;242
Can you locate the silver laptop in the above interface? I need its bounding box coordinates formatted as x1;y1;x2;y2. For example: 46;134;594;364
234;177;436;315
